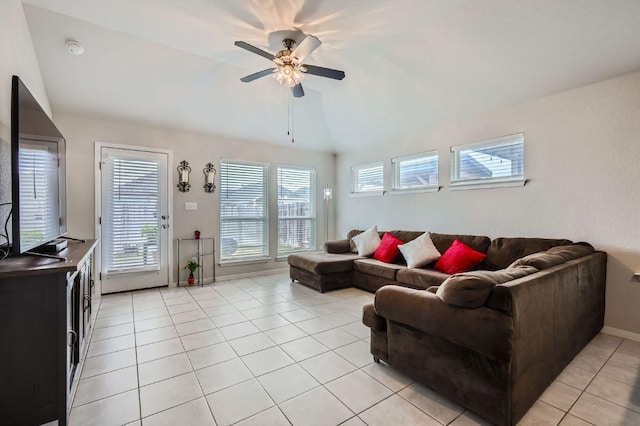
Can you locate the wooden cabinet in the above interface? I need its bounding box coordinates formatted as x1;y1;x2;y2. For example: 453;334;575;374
0;240;97;426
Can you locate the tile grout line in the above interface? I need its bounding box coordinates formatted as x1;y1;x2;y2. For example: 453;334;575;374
557;337;625;425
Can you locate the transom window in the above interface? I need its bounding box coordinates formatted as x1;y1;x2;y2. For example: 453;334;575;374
277;166;315;255
351;162;384;194
219;160;268;262
391;151;439;192
451;133;524;187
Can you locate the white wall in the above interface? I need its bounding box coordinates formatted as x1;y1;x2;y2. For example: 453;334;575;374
336;70;640;334
54;113;335;285
0;0;51;241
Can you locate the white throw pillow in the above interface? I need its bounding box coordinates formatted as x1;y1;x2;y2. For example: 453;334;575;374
352;225;382;257
398;232;441;268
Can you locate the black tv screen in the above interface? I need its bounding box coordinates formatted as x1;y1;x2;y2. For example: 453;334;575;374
11;76;67;254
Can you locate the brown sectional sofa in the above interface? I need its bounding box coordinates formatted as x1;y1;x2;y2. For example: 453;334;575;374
287;230;607;426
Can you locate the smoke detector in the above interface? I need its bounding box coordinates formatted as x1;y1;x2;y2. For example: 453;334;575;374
65;40;84;55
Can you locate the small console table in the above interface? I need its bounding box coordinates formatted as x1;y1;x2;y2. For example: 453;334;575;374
175;237;215;286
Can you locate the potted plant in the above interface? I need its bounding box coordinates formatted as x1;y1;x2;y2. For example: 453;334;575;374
184;260;201;286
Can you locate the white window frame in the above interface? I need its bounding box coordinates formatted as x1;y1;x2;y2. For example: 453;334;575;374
391;150;440;194
450;133;525;190
276;165;316;258
350;161;384;196
219;159;270;265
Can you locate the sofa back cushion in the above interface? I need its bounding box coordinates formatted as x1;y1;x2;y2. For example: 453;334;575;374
509;243;594;270
484;237;572;270
436;266;538;309
430;233;491;256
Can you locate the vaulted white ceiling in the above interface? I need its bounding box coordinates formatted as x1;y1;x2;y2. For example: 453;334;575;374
21;0;640;152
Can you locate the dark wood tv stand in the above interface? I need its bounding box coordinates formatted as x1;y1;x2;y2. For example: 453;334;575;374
0;239;97;426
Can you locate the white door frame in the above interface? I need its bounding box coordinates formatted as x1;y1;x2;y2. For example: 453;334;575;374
94;141;174;295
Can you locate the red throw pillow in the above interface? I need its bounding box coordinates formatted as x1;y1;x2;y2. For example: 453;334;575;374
373;233;404;263
434;240;487;274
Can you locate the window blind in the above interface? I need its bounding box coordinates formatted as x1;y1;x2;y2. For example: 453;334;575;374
220;161;268;261
105;157;160;273
18;141;59;249
277;166;315;255
392;151;439;191
451;134;524;185
351;162;384;193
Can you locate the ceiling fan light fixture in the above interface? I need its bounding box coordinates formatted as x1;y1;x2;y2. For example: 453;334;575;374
273;63;304;88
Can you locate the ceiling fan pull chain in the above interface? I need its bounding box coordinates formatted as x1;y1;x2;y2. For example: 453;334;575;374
287;90;290;136
291;95;295;143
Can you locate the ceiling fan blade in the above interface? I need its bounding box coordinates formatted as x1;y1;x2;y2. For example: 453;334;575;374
292;35;321;62
302;64;345;80
292;84;305;98
234;41;275;61
240;68;276;83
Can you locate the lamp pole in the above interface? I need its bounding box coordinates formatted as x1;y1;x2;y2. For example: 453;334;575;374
323;185;333;243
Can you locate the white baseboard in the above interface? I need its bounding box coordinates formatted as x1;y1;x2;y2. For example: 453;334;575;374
171;268;289;287
215;268;289;282
602;326;640;343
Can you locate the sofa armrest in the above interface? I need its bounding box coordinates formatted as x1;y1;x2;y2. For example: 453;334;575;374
374;286;513;361
325;239;351;254
362;303;386;331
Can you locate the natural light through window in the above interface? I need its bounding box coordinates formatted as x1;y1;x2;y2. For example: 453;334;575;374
392;151;439;193
277;166;315;256
451;133;524;188
351;162;384;195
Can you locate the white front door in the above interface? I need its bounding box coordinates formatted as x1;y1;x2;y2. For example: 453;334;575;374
98;145;171;293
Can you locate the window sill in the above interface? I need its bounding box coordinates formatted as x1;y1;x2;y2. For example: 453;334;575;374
218;257;271;267
450;178;527;191
349;190;385;198
389;186;440;195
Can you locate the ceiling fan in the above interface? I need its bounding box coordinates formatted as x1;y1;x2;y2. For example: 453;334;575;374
234;33;345;98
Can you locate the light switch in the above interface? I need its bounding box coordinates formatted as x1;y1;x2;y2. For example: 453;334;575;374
185;202;197;210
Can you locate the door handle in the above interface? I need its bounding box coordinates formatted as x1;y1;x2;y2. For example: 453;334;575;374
162;224;168;229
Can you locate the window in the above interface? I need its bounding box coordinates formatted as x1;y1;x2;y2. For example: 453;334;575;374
391;151;439;193
219;160;268;262
451;133;524;188
277;166;315;256
351;161;384;194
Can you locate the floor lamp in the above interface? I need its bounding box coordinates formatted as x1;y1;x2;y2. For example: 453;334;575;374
323;185;333;242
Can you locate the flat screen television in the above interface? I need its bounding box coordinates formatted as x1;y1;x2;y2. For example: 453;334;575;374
11;75;67;254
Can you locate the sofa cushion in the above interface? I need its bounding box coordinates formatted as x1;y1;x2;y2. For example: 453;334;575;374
387;230;424;244
398;232;441;268
325;239;351;254
354;258;406;280
484;237;573;270
546;243;594;261
436;266;538;308
374;232;404;263
396;268;451;290
430;232;491;255
352;225;382;256
434;240;487;274
288;252;361;274
509;252;565;270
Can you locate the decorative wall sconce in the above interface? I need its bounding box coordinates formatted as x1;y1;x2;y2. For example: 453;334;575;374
177;160;191;192
203;163;216;193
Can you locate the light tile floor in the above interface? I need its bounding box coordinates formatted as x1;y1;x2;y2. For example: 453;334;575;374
69;272;640;426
